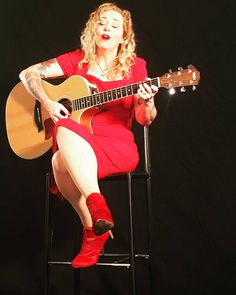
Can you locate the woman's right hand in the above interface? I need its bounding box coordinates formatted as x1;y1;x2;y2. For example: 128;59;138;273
43;99;70;123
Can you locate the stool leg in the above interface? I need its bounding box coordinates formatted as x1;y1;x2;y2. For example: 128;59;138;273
44;172;52;295
144;126;154;294
146;175;154;295
73;269;80;295
73;211;81;295
127;173;136;295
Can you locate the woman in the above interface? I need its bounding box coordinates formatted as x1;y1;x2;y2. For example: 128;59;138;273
19;2;158;268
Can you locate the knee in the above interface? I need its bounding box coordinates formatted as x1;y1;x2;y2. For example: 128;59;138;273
51;151;67;174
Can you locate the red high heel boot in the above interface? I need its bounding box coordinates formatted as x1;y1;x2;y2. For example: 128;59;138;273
86;192;114;236
72;227;109;268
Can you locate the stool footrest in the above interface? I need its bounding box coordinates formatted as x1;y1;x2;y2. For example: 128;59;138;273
48;253;150;268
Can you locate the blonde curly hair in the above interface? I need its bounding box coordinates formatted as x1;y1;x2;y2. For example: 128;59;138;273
79;2;136;79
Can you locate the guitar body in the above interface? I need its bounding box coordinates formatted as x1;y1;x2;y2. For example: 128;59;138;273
5;75;99;160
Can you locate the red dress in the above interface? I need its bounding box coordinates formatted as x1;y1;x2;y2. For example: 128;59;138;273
53;49;148;183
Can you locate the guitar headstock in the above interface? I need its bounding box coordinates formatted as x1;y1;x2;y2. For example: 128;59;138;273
159;65;200;94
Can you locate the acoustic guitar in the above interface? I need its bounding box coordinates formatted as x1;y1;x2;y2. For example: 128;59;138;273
5;66;200;160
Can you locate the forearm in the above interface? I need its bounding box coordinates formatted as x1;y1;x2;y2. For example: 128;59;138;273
19;68;51;107
133;89;157;126
135;97;157;126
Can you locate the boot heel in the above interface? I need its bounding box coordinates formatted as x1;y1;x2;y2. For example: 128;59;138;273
109;230;114;239
86;193;115;236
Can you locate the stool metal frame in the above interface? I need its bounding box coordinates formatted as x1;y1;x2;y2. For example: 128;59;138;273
44;126;153;295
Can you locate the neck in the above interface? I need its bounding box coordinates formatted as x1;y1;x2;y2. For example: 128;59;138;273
96;47;118;69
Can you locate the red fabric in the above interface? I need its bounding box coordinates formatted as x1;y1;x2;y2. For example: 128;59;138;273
51;49;148;198
71;227;109;268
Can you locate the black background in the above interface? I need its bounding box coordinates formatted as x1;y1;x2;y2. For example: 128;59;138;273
1;0;236;294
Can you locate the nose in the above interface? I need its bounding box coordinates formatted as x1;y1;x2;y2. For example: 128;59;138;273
104;22;111;31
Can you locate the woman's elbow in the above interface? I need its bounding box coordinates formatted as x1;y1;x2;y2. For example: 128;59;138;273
19;69;27;82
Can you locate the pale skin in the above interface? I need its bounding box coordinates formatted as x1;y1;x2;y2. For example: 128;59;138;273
19;10;158;227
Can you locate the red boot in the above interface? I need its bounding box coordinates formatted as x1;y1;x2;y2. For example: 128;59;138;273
86;193;114;236
71;227;109;268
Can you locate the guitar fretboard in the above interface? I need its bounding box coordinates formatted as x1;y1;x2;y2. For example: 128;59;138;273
72;77;160;111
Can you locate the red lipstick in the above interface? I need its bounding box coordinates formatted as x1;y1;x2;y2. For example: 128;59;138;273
101;34;110;40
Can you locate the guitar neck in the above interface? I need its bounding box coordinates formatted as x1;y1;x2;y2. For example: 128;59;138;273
72;77;160;111
71;65;200;111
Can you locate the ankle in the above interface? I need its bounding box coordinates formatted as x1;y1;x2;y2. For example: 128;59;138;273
87;192;104;203
83;226;94;238
86;192;114;236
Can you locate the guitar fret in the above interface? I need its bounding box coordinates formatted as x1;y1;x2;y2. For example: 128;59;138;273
74;99;78;111
100;92;104;104
117;88;121;98
105;92;108;102
152;78;159;87
92;94;96;106
73;99;79;111
121;87;126;97
132;84;138;93
108;91;112;101
76;99;79;111
112;89;117;100
103;92;107;103
90;95;94;107
72;100;75;111
95;94;99;105
79;98;82;109
81;97;86;108
86;96;91;107
89;95;93;107
127;85;132;95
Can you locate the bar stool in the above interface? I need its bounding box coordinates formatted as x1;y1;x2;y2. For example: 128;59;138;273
44;125;153;295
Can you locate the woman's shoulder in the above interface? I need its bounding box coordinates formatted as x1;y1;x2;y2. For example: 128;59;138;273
56;48;86;76
133;56;147;67
66;48;85;60
130;56;148;81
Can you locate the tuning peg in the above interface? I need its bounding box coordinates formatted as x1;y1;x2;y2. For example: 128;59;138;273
178;67;183;71
187;64;193;68
180;87;186;92
169;69;172;73
169;87;176;95
192;85;196;91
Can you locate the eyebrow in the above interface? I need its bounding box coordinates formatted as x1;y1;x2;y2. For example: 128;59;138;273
100;16;121;23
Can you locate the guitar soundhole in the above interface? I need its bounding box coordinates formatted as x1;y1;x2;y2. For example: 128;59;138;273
59;98;72;115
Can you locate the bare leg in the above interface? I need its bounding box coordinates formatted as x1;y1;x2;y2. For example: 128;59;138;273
52;147;110;269
56;126;100;196
53;126;113;236
52;150;92;227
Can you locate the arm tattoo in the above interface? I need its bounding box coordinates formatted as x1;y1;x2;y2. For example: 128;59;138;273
23;58;59;102
26;74;45;101
25;71;40;82
36;59;56;78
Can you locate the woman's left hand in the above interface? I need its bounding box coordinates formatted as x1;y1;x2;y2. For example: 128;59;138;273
137;80;158;102
134;79;158;125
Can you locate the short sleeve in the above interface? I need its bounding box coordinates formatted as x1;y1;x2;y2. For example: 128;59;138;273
131;57;148;83
56;49;84;77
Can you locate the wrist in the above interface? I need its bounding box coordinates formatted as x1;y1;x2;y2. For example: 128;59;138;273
138;96;154;105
